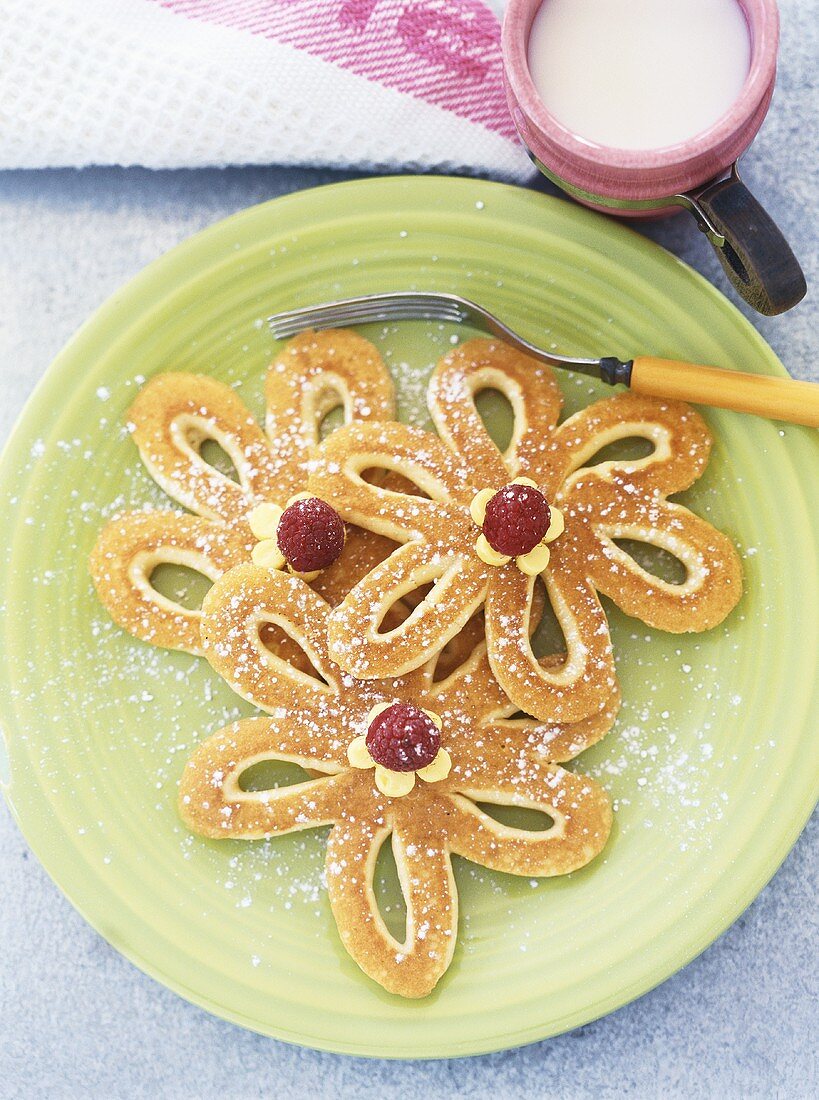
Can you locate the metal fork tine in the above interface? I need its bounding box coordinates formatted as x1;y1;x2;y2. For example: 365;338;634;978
273;315;460;335
268;292;471;334
272;300;464;322
312;303;461;321
271;311;457;335
270;301;466;337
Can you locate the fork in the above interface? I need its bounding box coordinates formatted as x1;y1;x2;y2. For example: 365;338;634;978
268;291;819;428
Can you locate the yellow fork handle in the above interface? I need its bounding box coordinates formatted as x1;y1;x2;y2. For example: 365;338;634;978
629;357;819;428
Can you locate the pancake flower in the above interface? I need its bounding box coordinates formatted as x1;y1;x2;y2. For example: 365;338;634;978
90;329;395;656
308;338;743;723
179;564;613;998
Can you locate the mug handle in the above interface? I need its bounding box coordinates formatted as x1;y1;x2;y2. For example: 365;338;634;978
689;163;806;316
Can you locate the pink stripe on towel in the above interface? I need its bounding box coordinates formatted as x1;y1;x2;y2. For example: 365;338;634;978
152;0;517;138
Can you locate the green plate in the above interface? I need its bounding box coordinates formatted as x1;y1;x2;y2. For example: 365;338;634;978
0;177;816;1058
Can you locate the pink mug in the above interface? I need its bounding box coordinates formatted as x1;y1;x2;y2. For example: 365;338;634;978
501;0;806;315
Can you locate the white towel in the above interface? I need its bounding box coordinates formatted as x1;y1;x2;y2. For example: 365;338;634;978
0;0;531;179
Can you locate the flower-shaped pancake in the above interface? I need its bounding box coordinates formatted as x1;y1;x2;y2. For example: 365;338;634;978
308;338;743;722
180;564;613;998
90;330;396;657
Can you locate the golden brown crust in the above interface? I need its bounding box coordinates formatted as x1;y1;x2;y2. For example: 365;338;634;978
429;337;563;482
545;393;742;632
325;811;458;998
308;338;743;722
89;511;251;655
89;330;396;654
264;328;397;461
181;566;613;998
128;373;280;521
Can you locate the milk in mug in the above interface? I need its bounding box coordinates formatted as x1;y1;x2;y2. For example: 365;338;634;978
527;0;752;150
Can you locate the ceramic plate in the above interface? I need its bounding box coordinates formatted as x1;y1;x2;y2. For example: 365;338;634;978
1;177;816;1058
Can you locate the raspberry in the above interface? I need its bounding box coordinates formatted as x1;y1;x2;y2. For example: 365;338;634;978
482;483;551;557
366;703;440;772
276;497;345;572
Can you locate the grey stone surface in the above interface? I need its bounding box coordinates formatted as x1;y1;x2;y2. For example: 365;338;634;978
0;2;816;1093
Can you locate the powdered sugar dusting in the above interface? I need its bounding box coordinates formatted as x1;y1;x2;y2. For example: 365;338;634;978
0;307;779;979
